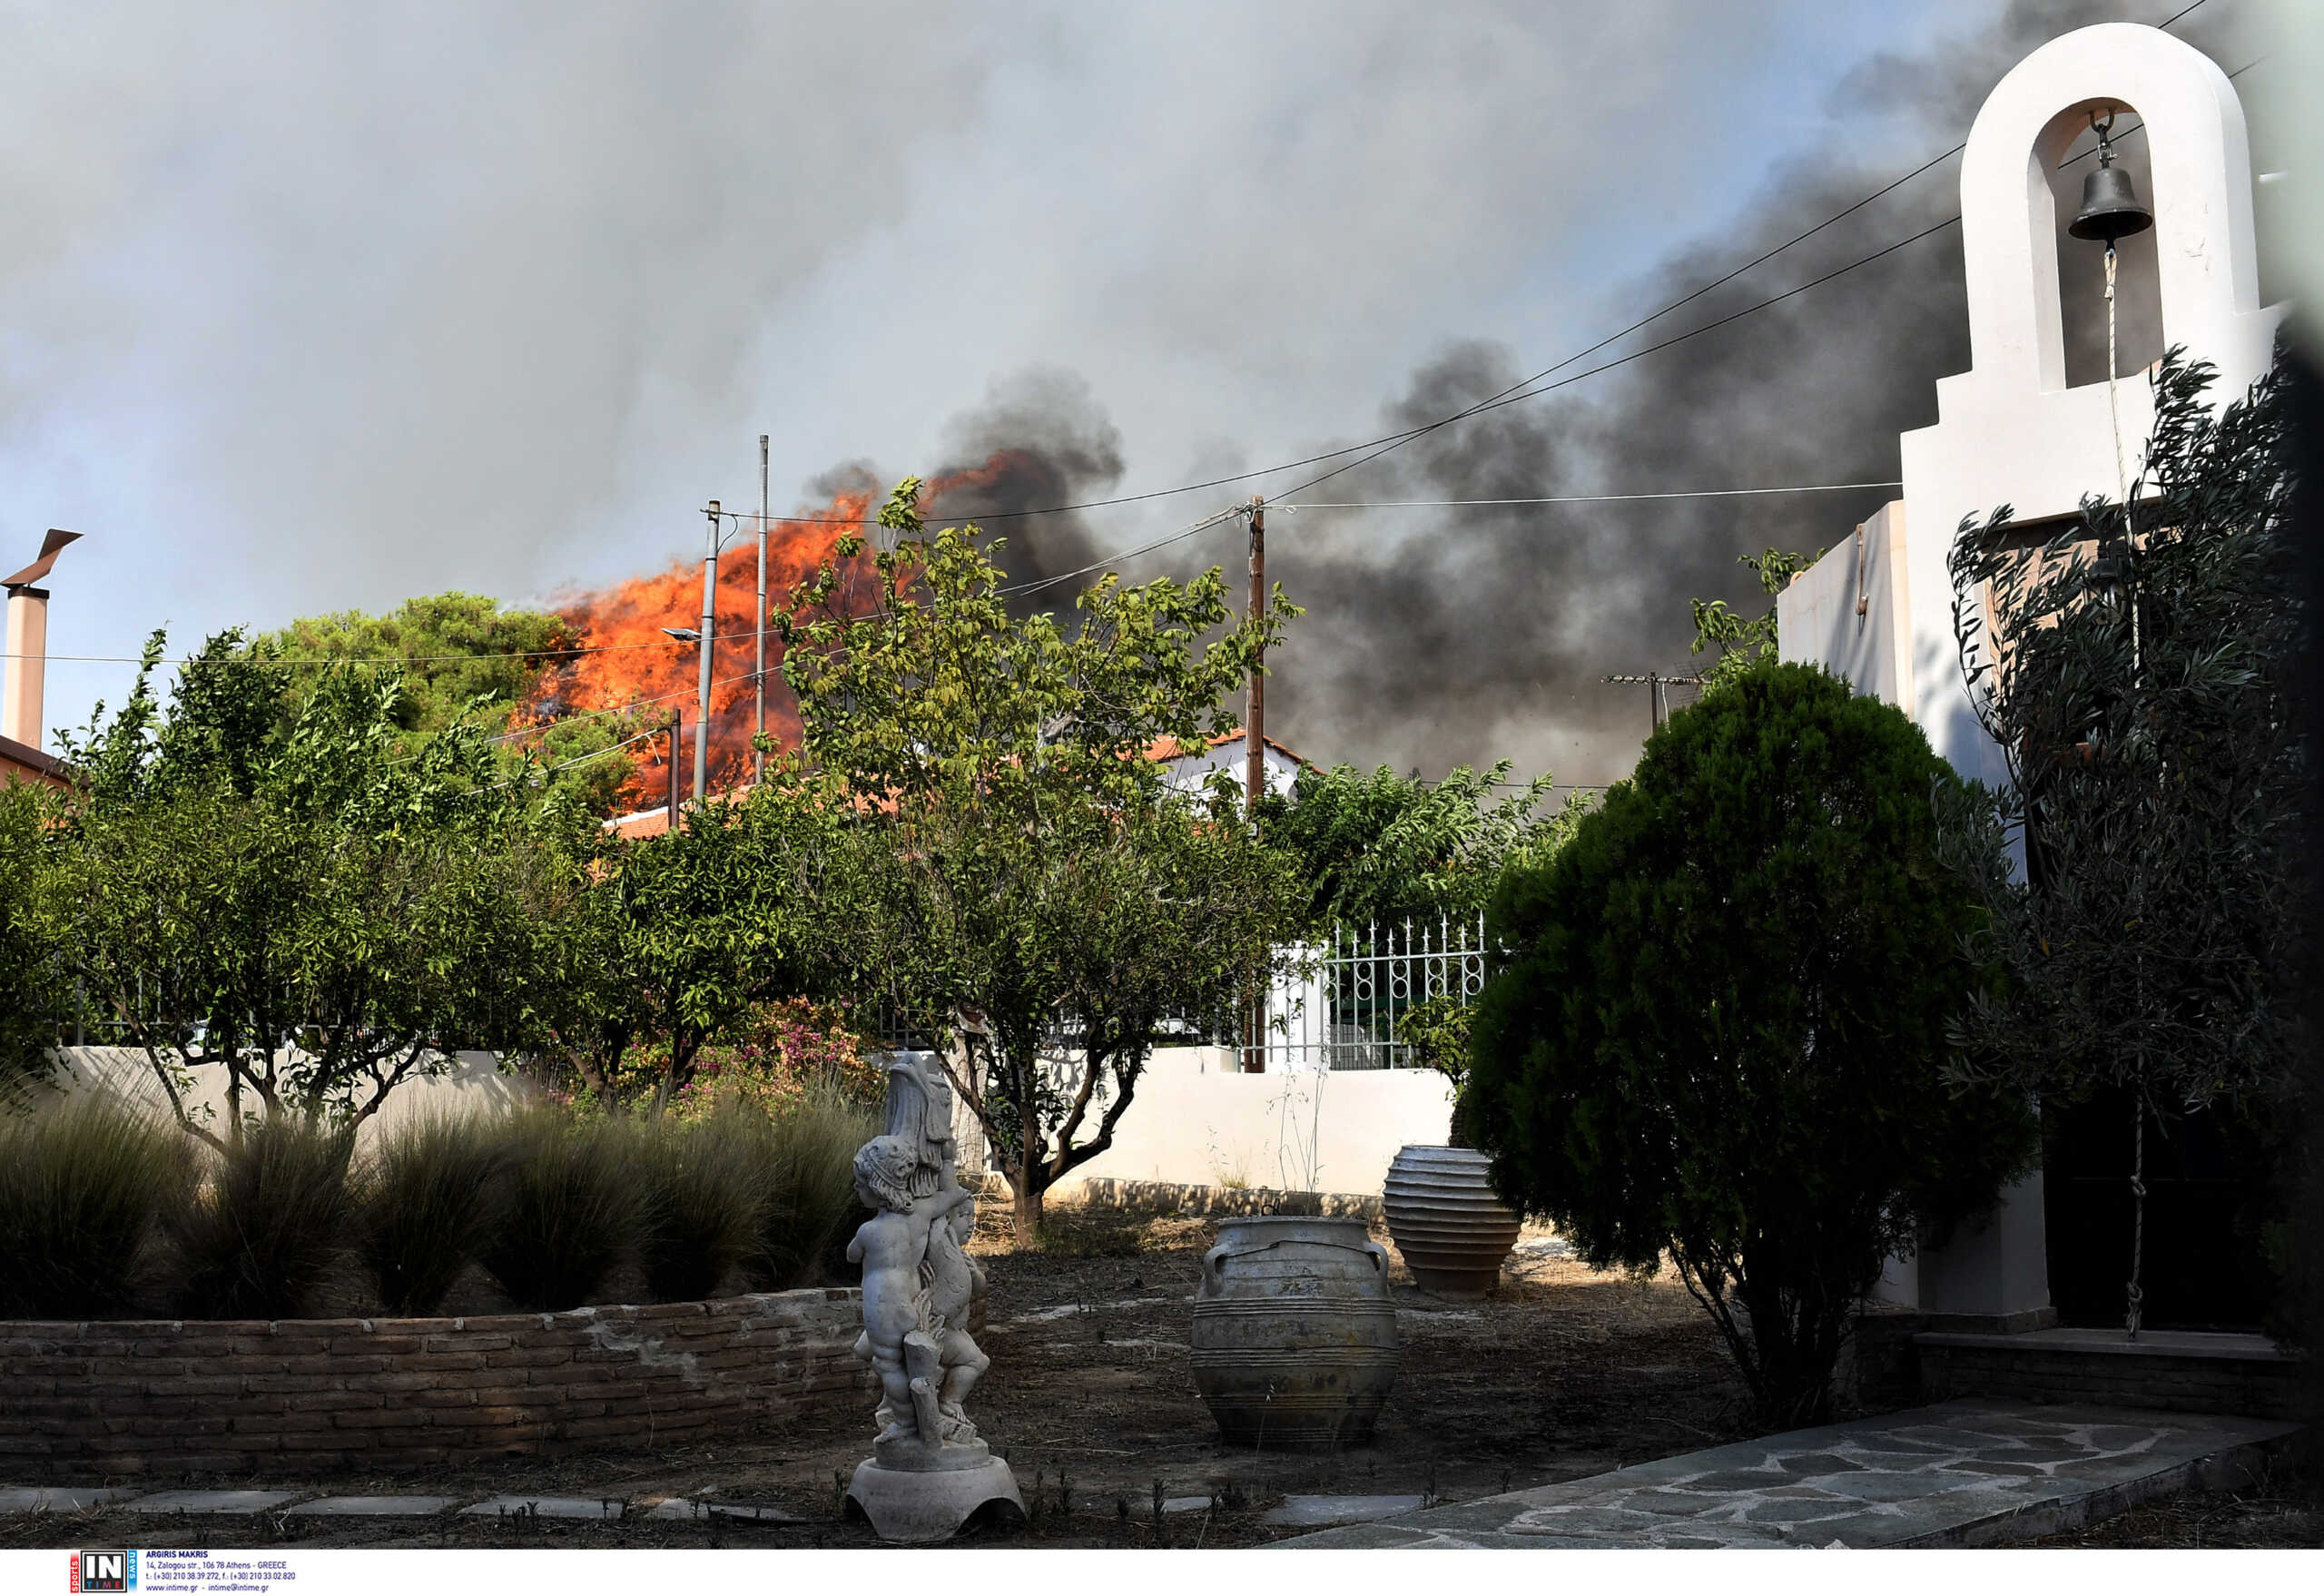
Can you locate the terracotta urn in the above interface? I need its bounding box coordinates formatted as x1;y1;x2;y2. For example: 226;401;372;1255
1188;1215;1400;1448
1382;1144;1521;1297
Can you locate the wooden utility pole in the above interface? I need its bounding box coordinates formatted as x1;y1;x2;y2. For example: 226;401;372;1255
754;438;769;787
1243;494;1267;1075
1246;495;1265;813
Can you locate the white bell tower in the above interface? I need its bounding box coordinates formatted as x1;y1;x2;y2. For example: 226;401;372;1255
1782;22;2282;1324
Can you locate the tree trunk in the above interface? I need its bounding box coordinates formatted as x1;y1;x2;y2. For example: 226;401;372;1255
1013;1177;1044;1245
1016;1113;1045;1243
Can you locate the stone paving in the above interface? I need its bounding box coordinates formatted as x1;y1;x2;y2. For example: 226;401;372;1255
1275;1399;2300;1549
0;1397;2296;1543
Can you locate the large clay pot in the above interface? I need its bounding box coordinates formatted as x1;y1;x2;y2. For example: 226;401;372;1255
1189;1216;1400;1449
1382;1145;1521;1298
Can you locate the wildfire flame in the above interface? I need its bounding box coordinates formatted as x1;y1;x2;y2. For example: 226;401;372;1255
543;456;1045;812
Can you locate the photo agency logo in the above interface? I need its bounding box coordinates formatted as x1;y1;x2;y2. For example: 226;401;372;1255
70;1550;136;1592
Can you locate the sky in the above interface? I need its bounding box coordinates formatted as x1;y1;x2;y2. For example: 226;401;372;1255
0;0;2270;785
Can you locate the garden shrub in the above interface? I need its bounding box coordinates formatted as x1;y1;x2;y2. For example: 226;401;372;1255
356;1109;509;1315
478;1111;648;1311
0;1089;190;1318
1466;662;2036;1429
171;1115;359;1321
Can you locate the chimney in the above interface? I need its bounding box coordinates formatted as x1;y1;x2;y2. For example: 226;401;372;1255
3;530;82;752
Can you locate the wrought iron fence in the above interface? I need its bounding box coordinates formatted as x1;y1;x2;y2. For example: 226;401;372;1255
1241;911;1495;1071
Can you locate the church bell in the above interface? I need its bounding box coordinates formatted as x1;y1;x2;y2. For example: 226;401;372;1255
2069;110;2152;244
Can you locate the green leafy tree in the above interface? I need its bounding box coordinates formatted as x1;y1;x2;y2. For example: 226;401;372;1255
41;632;560;1147
527;783;859;1117
1257;761;1589;935
1466;663;2035;1428
1689;547;1819;687
778;479;1301;1237
257;592;645;814
1939;350;2303;1333
0;781;65;1092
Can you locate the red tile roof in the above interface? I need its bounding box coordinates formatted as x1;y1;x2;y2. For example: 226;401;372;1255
0;734;70;791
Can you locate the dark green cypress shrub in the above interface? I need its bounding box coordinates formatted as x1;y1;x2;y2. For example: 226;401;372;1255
1466;662;2034;1429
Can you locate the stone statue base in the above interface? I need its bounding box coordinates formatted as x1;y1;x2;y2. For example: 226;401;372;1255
845;1455;1024;1544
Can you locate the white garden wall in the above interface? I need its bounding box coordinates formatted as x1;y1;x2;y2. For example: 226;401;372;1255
51;1046;532;1144
1049;1046;1454;1197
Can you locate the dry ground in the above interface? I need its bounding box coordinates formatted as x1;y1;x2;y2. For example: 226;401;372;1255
2035;1455;2319;1549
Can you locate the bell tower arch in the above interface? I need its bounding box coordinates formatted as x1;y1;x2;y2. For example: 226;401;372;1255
1899;22;2279;790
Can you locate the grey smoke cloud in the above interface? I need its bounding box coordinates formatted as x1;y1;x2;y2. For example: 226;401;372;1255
4;1;2263;787
1083;0;2270;785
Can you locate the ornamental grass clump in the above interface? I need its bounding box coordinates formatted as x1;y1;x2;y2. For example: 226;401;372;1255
171;1115;359;1321
0;1089;191;1319
751;1088;878;1290
479;1110;650;1311
356;1109;510;1315
634;1107;776;1302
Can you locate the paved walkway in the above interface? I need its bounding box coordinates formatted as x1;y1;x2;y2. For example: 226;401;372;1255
1275;1399;2299;1549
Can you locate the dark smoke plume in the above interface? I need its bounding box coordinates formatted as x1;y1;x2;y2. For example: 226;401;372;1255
925;366;1124;602
1115;0;2257;787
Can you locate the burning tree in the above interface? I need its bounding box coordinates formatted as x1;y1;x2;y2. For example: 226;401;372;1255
777;479;1300;1238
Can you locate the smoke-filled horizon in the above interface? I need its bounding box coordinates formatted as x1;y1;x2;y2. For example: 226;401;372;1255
583;0;2258;790
6;2;2276;789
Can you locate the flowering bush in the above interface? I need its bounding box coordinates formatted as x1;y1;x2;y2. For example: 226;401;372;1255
563;998;881;1120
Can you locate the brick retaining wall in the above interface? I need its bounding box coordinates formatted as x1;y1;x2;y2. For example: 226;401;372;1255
0;1290;875;1476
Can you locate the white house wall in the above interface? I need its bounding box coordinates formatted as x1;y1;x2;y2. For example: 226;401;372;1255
1776;500;1910;706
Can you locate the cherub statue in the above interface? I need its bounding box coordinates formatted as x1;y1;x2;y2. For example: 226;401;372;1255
847;1133;984;1450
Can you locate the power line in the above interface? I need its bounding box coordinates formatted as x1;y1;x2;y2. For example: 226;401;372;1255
1001;213;1964;594
464;724;662;795
736;0;2232;536
1273;483;1902;510
384;666;768;764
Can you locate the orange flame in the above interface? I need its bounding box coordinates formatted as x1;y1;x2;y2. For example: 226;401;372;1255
545;458;1035;812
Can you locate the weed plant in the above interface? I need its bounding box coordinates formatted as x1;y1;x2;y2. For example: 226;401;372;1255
479;1111;648;1310
172;1116;358;1320
0;1089;190;1318
356;1110;509;1315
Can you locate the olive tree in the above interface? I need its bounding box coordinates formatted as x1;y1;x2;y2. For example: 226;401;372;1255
1940;350;2304;1334
778;479;1301;1237
1465;663;2035;1428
